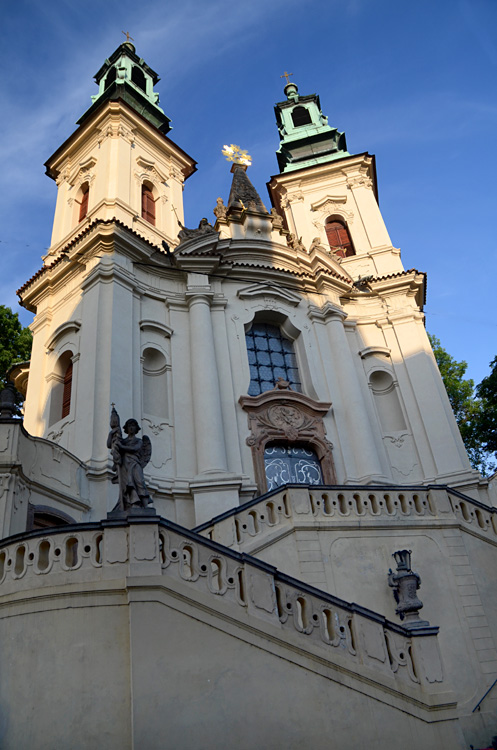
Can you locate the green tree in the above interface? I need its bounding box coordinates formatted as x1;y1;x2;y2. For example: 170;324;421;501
475;356;497;458
428;334;495;476
0;305;32;412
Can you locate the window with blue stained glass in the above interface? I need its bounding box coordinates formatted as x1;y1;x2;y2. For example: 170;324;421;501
245;323;301;396
264;444;323;491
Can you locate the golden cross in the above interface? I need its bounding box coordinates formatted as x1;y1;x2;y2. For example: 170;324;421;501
122;31;134;43
222;144;252;167
280;71;293;85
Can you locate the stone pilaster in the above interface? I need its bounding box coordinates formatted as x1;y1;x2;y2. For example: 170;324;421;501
318;303;386;483
186;278;228;475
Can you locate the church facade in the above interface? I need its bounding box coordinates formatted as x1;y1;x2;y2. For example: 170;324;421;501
0;42;496;748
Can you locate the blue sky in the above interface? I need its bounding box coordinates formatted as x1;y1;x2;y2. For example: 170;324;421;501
1;0;496;385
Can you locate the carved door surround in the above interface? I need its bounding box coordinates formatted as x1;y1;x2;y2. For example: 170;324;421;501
239;387;335;494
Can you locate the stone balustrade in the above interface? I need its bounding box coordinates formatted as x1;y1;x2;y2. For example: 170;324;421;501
196;484;497;551
0;517;445;695
449;490;497;536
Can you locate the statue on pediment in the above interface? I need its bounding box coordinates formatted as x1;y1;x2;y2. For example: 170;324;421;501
177;217;217;243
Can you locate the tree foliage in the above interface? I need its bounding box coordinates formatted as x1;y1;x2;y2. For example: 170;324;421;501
475;356;497;458
0;305;32;411
429;334;495;476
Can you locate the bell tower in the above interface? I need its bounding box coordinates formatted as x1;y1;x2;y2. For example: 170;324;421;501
45;41;195;256
268;78;402;279
274;74;349;174
19;44;196;509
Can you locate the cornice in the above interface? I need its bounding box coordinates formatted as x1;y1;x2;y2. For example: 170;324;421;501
45;99;197;182
366;269;425;303
18;218;165;302
81;258;138;294
375;311;425;328
268;152;374;189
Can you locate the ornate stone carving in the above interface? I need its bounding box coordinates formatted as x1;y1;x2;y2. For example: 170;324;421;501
310;194;348;210
213;197;227;220
47;426;65;443
55;166;70;186
270;208;284;229
287;233;306;253
308;237;325;254
169;166;183;182
13;479;30;513
239;387;335;493
346;173;373;190
0;473;11;500
287;191;304;204
384;433;409;448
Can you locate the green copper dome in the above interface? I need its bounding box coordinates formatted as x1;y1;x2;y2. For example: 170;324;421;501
274;81;349;173
77;42;171;134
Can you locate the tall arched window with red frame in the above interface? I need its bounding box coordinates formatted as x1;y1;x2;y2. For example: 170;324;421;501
325;218;355;258
142;184;156;226
79;184;89;222
61;361;73;419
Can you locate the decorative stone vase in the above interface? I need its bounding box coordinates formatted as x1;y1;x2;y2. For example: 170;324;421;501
388;549;430;629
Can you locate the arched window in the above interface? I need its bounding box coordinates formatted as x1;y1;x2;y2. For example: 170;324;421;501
142;184;156;225
132;66;147;92
246;323;301;396
79;184;89;222
61;360;73;419
31;511;72;531
291;106;312;127
264;444;323;491
325;218;355;258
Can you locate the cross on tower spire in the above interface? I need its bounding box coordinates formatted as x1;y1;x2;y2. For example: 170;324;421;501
280;71;293;85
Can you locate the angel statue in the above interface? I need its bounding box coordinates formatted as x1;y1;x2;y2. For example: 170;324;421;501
107;406;153;511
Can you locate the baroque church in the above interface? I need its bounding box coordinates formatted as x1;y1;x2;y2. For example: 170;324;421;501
0;41;496;748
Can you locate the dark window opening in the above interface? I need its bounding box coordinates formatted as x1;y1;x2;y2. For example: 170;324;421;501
79;185;89;222
264;444;323;491
246;323;301;396
291;106;312;128
104;67;117;89
131;66;147;92
32;512;71;531
325;219;355;258
142;184;156;225
61;361;73;419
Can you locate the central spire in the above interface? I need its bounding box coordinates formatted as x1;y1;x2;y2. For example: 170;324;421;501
227;162;267;214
